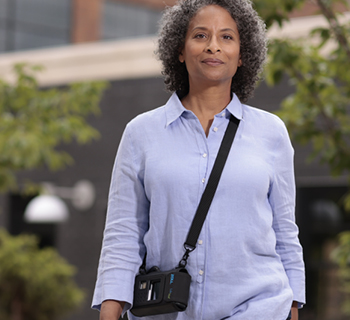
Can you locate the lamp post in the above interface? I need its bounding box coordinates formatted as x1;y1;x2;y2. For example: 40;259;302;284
24;180;95;223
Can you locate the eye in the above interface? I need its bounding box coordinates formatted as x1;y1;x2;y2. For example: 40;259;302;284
194;33;206;39
223;35;233;40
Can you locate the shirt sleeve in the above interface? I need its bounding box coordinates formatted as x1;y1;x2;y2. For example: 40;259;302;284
269;122;306;307
91;123;149;314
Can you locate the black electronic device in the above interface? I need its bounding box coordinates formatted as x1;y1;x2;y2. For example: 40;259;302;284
131;267;191;317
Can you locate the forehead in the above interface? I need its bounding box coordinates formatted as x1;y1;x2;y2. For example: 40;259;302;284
188;5;237;29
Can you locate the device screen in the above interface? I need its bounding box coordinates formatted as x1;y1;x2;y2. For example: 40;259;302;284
147;280;160;301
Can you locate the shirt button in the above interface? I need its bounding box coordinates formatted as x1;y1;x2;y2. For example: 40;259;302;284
198;240;203;245
199;270;204;275
221;112;225;117
213;127;218;132
201;178;205;183
202;153;207;158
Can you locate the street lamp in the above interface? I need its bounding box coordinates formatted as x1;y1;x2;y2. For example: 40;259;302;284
24;180;95;223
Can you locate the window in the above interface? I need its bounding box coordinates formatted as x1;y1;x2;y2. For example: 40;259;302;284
0;0;71;52
103;1;162;40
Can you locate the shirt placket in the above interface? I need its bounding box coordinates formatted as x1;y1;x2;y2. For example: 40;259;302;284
193;112;227;285
190;122;207;286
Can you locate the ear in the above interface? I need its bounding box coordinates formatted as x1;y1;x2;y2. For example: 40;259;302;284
179;48;185;63
179;53;185;63
238;55;242;67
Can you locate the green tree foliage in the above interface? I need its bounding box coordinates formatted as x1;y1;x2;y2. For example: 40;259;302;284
254;0;350;313
0;63;107;191
0;229;84;320
260;0;350;205
254;0;304;27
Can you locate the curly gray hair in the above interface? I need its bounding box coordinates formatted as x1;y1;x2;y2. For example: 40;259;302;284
156;0;267;102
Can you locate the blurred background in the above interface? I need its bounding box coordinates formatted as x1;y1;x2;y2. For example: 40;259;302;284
0;0;350;319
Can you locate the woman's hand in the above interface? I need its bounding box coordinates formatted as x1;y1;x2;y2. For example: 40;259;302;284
100;300;125;320
291;301;298;320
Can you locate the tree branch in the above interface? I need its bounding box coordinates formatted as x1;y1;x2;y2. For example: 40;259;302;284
316;0;350;60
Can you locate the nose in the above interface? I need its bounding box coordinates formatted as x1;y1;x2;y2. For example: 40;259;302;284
206;36;221;53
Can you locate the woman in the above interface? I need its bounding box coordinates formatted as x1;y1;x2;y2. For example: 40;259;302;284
92;1;306;319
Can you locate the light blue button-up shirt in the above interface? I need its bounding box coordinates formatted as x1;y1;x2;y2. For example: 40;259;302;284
92;93;306;320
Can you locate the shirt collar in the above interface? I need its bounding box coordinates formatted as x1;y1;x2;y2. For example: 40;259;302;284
226;93;243;121
165;93;188;127
165;92;243;127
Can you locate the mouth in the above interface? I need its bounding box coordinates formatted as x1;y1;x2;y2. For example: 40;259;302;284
202;58;224;66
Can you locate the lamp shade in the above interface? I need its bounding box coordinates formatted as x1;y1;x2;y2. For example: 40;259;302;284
24;195;69;223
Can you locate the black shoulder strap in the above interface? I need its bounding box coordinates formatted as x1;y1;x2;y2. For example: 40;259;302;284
178;115;240;268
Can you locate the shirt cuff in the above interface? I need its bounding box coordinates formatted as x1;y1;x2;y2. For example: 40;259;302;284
91;267;136;311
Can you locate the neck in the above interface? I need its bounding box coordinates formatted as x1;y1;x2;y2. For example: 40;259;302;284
182;87;231;116
181;84;232;136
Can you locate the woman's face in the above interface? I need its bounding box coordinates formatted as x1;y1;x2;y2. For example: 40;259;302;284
179;5;242;88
